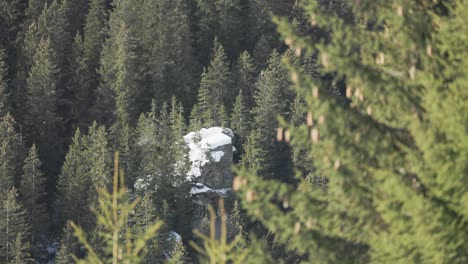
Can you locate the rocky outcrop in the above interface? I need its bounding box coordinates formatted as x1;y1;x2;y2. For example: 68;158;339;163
183;127;234;228
184;127;234;189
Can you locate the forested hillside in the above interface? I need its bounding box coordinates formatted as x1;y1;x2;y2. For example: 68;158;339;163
0;0;467;263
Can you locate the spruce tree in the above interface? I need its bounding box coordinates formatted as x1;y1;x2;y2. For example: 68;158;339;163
55;225;80;264
232;1;468;263
0;49;10;115
20;144;48;243
251;50;294;178
215;0;242;57
83;123;111;188
96;20;142;128
0;188;32;264
77;0;107;127
235;51;256;110
71;152;162;264
142;0;198;108
0;113;25;192
230;90;251;140
25;36;60;139
56;129;93;229
197;43;232;126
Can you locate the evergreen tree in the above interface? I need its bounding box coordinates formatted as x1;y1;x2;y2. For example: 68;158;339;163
189;104;203;132
20;144;48;243
142;0;198;108
0;0;25;51
231;1;468;263
196;43;232;126
235;51;256;110
230;90;251;140
251;50;294;178
0;113;25;192
83;123;111;188
25;36;60;139
55;224;80;264
24;36;62;181
56;129;93;229
130;194;161;262
96;21;142;128
239;129;266;175
0;188;32;264
215;0;242;58
69;33;87;129
76;0;107;127
71;152;162;264
0;49;10;115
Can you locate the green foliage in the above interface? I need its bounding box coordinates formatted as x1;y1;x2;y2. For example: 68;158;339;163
235;51;256;110
0;113;25;192
252;50;294;178
20;144;48;242
0;49;10;115
197;43;232;127
57;123;111;231
71;152;163;264
232;0;468;263
55;224;80;264
230;90;251;141
25;37;59;141
190;199;275;264
0;188;32;263
190;200;248;264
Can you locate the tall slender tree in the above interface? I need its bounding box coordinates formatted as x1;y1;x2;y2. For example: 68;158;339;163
20;144;48;243
0;188;31;264
0;49;9;116
0;113;25;192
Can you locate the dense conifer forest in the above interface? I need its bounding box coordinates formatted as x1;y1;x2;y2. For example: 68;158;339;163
0;0;467;263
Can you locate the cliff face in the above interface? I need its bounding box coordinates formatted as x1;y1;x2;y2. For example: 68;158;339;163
183;127;234;228
184;127;234;189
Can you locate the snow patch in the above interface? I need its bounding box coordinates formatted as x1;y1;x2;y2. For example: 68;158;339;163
211;151;225;162
190;182;231;197
184;127;233;179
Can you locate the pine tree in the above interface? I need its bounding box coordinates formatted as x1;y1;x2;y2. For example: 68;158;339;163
239;129;266;175
71;152;163;264
235;51;256;110
215;0;242;57
76;0;107;127
232;1;468;263
251;50;294;178
129;194;161;262
69;33;87;129
0;0;25;51
25;36;59;141
218;104;229;127
20;144;48;243
83;123;111;188
55;224;80;264
142;0;198;108
230;90;251;140
0;49;10;115
189;104;203;132
0;113;25;192
197;43;232;126
96;20;142;128
0;188;32;263
56;129;93;229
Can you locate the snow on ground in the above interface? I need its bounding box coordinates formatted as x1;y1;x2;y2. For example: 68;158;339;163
184;127;233;179
190;182;231;197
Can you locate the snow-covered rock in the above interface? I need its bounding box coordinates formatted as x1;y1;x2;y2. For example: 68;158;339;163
184;127;234;189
